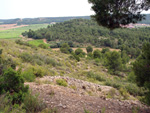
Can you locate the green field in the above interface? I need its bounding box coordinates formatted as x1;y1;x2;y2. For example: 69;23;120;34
0;24;48;39
28;39;50;47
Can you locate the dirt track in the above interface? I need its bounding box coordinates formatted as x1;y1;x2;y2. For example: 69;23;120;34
52;48;120;53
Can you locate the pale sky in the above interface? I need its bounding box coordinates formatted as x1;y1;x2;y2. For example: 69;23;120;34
0;0;94;19
1;0;150;19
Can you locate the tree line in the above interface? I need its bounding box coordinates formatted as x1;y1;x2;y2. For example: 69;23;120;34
23;19;150;58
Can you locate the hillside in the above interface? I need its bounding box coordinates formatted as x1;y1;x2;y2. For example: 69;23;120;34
23;19;150;58
0;39;150;112
0;16;90;25
1;14;150;25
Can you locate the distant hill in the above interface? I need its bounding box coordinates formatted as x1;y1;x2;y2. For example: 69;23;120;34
0;16;91;25
0;14;150;25
138;14;150;24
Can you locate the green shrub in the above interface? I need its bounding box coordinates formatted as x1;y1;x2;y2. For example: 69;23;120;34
87;71;106;82
127;71;136;83
75;48;85;57
38;44;48;49
0;94;26;113
0;68;29;104
20;52;33;63
101;48;110;54
86;46;93;53
23;91;46;113
107;88;116;98
119;88;129;100
69;53;80;62
93;49;102;59
33;66;45;77
56;79;68;87
60;43;71;54
21;69;36;82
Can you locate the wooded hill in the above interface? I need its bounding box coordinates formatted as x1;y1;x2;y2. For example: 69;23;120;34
1;14;150;25
0;16;90;25
23;19;150;58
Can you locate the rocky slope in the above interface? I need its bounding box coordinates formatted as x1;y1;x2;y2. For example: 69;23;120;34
25;76;150;113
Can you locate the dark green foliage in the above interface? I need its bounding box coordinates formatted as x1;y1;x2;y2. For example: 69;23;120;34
28;29;35;38
87;52;93;59
38;44;48;49
133;42;150;104
0;68;28;104
86;46;93;53
23;19;150;58
60;43;72;54
105;51;122;73
101;48;110;54
21;69;36;82
70;53;80;62
127;72;136;83
121;51;130;64
88;0;149;29
133;43;150;87
93;49;102;59
75;48;85;57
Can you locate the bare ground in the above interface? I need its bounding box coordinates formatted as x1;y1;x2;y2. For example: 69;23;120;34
25;76;150;113
0;24;28;31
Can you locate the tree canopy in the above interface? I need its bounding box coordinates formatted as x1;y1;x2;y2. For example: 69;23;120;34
88;0;150;29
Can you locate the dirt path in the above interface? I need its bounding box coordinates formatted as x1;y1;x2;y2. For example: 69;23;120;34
43;38;47;44
52;48;120;53
25;76;150;113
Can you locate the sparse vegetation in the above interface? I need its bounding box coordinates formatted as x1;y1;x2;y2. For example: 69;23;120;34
56;79;68;87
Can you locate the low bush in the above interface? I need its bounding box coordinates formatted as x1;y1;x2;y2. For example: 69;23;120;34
20;52;33;63
21;69;36;82
33;66;45;77
56;79;68;87
86;71;106;82
23;91;46;113
0;68;29;104
38;44;48;49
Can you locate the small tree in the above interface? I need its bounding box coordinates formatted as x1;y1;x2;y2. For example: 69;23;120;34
88;0;150;29
133;43;150;104
105;51;122;73
60;43;72;54
75;48;85;57
93;49;102;59
86;46;93;53
0;68;29;104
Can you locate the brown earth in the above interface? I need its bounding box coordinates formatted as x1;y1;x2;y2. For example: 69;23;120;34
43;38;47;44
52;48;120;53
25;76;150;113
0;24;28;31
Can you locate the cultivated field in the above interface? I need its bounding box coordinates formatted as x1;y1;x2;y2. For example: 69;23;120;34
28;39;50;47
0;24;48;39
0;24;28;31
